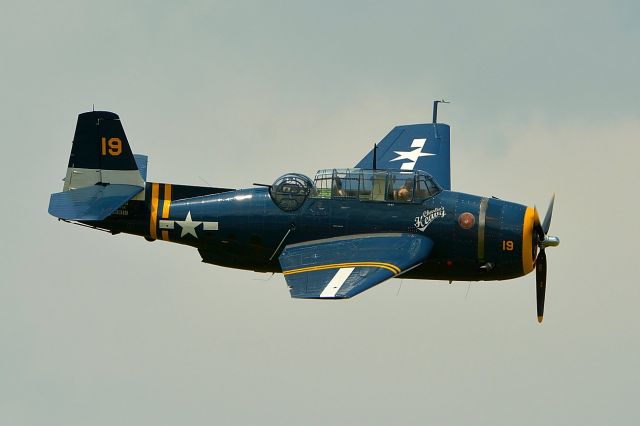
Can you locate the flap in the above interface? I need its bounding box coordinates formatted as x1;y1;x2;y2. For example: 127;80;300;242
279;233;433;299
48;184;143;221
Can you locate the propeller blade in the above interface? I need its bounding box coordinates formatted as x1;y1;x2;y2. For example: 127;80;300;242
536;250;547;323
542;194;555;234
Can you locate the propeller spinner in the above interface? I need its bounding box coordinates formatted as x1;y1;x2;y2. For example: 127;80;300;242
533;195;560;323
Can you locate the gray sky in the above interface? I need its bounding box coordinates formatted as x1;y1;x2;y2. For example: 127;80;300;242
2;1;639;425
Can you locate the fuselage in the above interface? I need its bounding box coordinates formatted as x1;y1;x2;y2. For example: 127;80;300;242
94;181;536;282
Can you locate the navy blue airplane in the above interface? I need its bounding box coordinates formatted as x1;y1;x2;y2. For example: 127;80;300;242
48;104;559;322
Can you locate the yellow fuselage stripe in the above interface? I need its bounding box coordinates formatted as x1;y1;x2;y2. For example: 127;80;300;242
283;261;400;276
522;207;535;275
162;184;172;219
149;183;159;240
161;184;172;241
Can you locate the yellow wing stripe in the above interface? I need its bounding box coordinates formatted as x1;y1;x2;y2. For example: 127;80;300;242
283;261;401;276
149;182;159;240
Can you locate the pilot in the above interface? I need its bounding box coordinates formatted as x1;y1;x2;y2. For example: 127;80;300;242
395;179;414;201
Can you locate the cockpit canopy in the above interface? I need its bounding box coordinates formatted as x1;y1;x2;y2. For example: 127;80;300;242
269;169;442;211
312;168;442;202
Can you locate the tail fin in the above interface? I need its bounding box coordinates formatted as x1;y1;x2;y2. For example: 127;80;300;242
63;111;145;191
49;111;146;221
355;123;451;190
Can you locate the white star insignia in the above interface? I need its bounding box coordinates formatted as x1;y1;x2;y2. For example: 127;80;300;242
175;211;202;238
391;147;434;163
390;138;435;170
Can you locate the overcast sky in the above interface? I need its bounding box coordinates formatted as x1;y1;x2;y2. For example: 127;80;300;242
1;1;639;425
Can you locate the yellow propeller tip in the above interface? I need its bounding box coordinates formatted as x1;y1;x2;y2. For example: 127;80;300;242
537;316;544;323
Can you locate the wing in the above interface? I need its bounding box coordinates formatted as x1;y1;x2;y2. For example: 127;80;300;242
278;233;433;299
355;123;451;190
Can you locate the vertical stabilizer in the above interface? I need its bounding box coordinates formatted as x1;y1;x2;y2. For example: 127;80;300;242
63;111;145;193
355;123;451;190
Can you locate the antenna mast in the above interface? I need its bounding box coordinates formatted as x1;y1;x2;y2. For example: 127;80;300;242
372;143;377;170
432;99;449;138
432;99;449;124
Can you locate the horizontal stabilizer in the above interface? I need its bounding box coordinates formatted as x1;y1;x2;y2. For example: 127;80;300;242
49;184;143;221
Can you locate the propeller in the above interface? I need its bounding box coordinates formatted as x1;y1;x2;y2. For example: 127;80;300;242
533;195;560;323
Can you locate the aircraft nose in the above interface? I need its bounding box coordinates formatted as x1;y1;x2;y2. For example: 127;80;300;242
521;206;537;275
